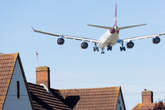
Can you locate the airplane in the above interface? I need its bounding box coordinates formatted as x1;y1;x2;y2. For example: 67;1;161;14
32;5;165;54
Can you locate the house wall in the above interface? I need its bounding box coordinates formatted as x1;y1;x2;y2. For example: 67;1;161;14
116;91;126;110
3;59;32;110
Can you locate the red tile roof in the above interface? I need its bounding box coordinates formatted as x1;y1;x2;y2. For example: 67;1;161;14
27;83;71;110
132;102;165;110
0;53;18;110
27;84;125;110
132;103;154;110
59;87;122;110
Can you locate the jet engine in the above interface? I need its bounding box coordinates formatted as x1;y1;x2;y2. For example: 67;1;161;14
81;42;88;49
152;36;160;44
57;38;64;45
126;41;134;48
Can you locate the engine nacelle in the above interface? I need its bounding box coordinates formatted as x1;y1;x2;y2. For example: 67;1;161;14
57;38;64;45
152;36;160;44
81;42;88;49
127;41;134;48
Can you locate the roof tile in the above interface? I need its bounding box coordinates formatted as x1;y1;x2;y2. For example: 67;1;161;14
27;83;71;110
0;53;18;110
59;87;120;110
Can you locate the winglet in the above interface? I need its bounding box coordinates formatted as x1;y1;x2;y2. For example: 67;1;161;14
31;26;37;32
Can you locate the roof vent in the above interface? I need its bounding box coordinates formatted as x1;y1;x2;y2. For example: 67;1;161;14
40;84;49;92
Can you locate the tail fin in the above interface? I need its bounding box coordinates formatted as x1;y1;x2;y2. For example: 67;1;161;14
114;4;117;26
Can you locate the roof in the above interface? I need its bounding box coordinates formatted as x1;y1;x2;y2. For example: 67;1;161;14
132;102;165;110
27;83;123;110
27;83;71;110
59;86;121;110
132;103;155;110
0;53;18;110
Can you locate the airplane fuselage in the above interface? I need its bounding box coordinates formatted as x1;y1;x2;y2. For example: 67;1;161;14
98;29;119;48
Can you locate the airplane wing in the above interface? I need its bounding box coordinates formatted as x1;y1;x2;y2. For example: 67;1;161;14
87;24;113;29
123;33;165;42
32;27;99;43
119;24;147;30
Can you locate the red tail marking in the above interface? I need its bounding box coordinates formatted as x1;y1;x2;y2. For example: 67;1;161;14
114;4;117;26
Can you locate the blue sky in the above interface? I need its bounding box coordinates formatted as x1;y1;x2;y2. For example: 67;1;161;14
1;0;165;109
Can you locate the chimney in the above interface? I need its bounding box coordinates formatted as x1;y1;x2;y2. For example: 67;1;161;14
36;66;50;89
142;89;153;104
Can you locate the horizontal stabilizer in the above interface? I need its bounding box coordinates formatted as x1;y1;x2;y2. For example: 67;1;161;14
88;24;113;29
119;24;147;30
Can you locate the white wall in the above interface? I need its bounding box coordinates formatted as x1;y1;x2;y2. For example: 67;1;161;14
116;91;126;110
3;59;32;110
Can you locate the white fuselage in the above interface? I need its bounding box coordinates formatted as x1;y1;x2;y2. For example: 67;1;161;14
98;30;119;48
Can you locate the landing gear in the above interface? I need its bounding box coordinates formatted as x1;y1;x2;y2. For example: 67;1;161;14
93;47;99;52
107;45;112;51
120;47;126;51
93;43;99;52
120;41;126;51
101;48;105;54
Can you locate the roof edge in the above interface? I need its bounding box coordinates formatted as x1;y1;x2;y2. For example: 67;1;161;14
119;87;126;110
132;103;142;110
16;54;35;110
58;86;121;91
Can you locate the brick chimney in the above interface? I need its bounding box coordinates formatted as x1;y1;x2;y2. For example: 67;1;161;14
142;89;153;104
36;66;50;89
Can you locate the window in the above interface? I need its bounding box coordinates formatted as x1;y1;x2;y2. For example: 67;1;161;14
17;81;20;99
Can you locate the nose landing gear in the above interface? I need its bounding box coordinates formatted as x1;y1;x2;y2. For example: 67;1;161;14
101;48;105;54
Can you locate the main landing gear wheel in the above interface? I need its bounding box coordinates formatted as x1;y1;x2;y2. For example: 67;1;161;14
101;51;105;54
93;47;99;52
101;48;105;54
120;40;126;51
120;47;126;51
107;45;112;51
93;43;99;52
